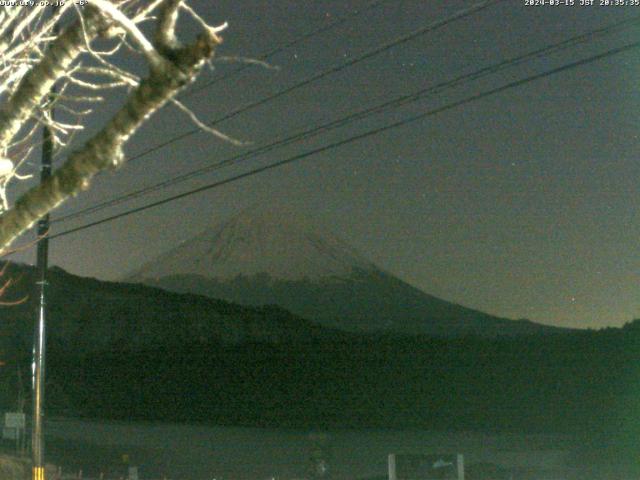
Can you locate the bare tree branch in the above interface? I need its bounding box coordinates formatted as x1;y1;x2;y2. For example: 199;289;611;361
0;13;223;252
0;8;105;151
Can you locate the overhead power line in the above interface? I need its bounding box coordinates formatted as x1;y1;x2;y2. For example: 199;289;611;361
49;39;640;241
123;0;502;165
53;15;640;225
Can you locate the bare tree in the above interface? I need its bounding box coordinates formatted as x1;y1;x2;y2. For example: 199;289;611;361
0;0;229;253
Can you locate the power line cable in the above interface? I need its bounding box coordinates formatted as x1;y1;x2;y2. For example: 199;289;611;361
122;0;502;165
49;39;640;240
53;15;640;224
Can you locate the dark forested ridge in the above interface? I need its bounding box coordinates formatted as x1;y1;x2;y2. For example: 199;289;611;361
0;264;638;449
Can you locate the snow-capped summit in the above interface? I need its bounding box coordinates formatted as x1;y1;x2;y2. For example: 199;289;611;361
129;205;376;282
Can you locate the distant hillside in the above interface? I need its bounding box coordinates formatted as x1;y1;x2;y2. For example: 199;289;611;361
129;207;568;337
0;263;348;360
141;270;565;337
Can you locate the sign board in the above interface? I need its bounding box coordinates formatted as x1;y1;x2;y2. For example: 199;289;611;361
4;413;25;429
128;466;139;480
388;453;464;480
2;412;26;454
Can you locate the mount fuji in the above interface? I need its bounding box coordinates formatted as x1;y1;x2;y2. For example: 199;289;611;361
128;207;562;337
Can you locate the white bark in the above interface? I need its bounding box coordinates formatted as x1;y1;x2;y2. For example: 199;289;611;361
0;1;225;252
0;7;105;151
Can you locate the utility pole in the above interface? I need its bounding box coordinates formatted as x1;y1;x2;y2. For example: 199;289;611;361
32;108;53;480
33;8;57;479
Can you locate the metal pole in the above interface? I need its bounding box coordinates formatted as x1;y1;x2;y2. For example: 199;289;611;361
32;9;58;478
32;114;52;480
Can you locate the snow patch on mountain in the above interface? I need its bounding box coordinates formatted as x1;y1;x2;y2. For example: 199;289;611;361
129;206;376;282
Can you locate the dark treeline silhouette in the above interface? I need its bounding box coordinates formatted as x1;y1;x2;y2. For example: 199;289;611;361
47;322;640;437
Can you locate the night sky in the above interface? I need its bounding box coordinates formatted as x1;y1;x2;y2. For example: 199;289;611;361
9;0;640;329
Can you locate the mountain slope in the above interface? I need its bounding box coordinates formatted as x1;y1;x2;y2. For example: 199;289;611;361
0;264;349;361
128;207;565;337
